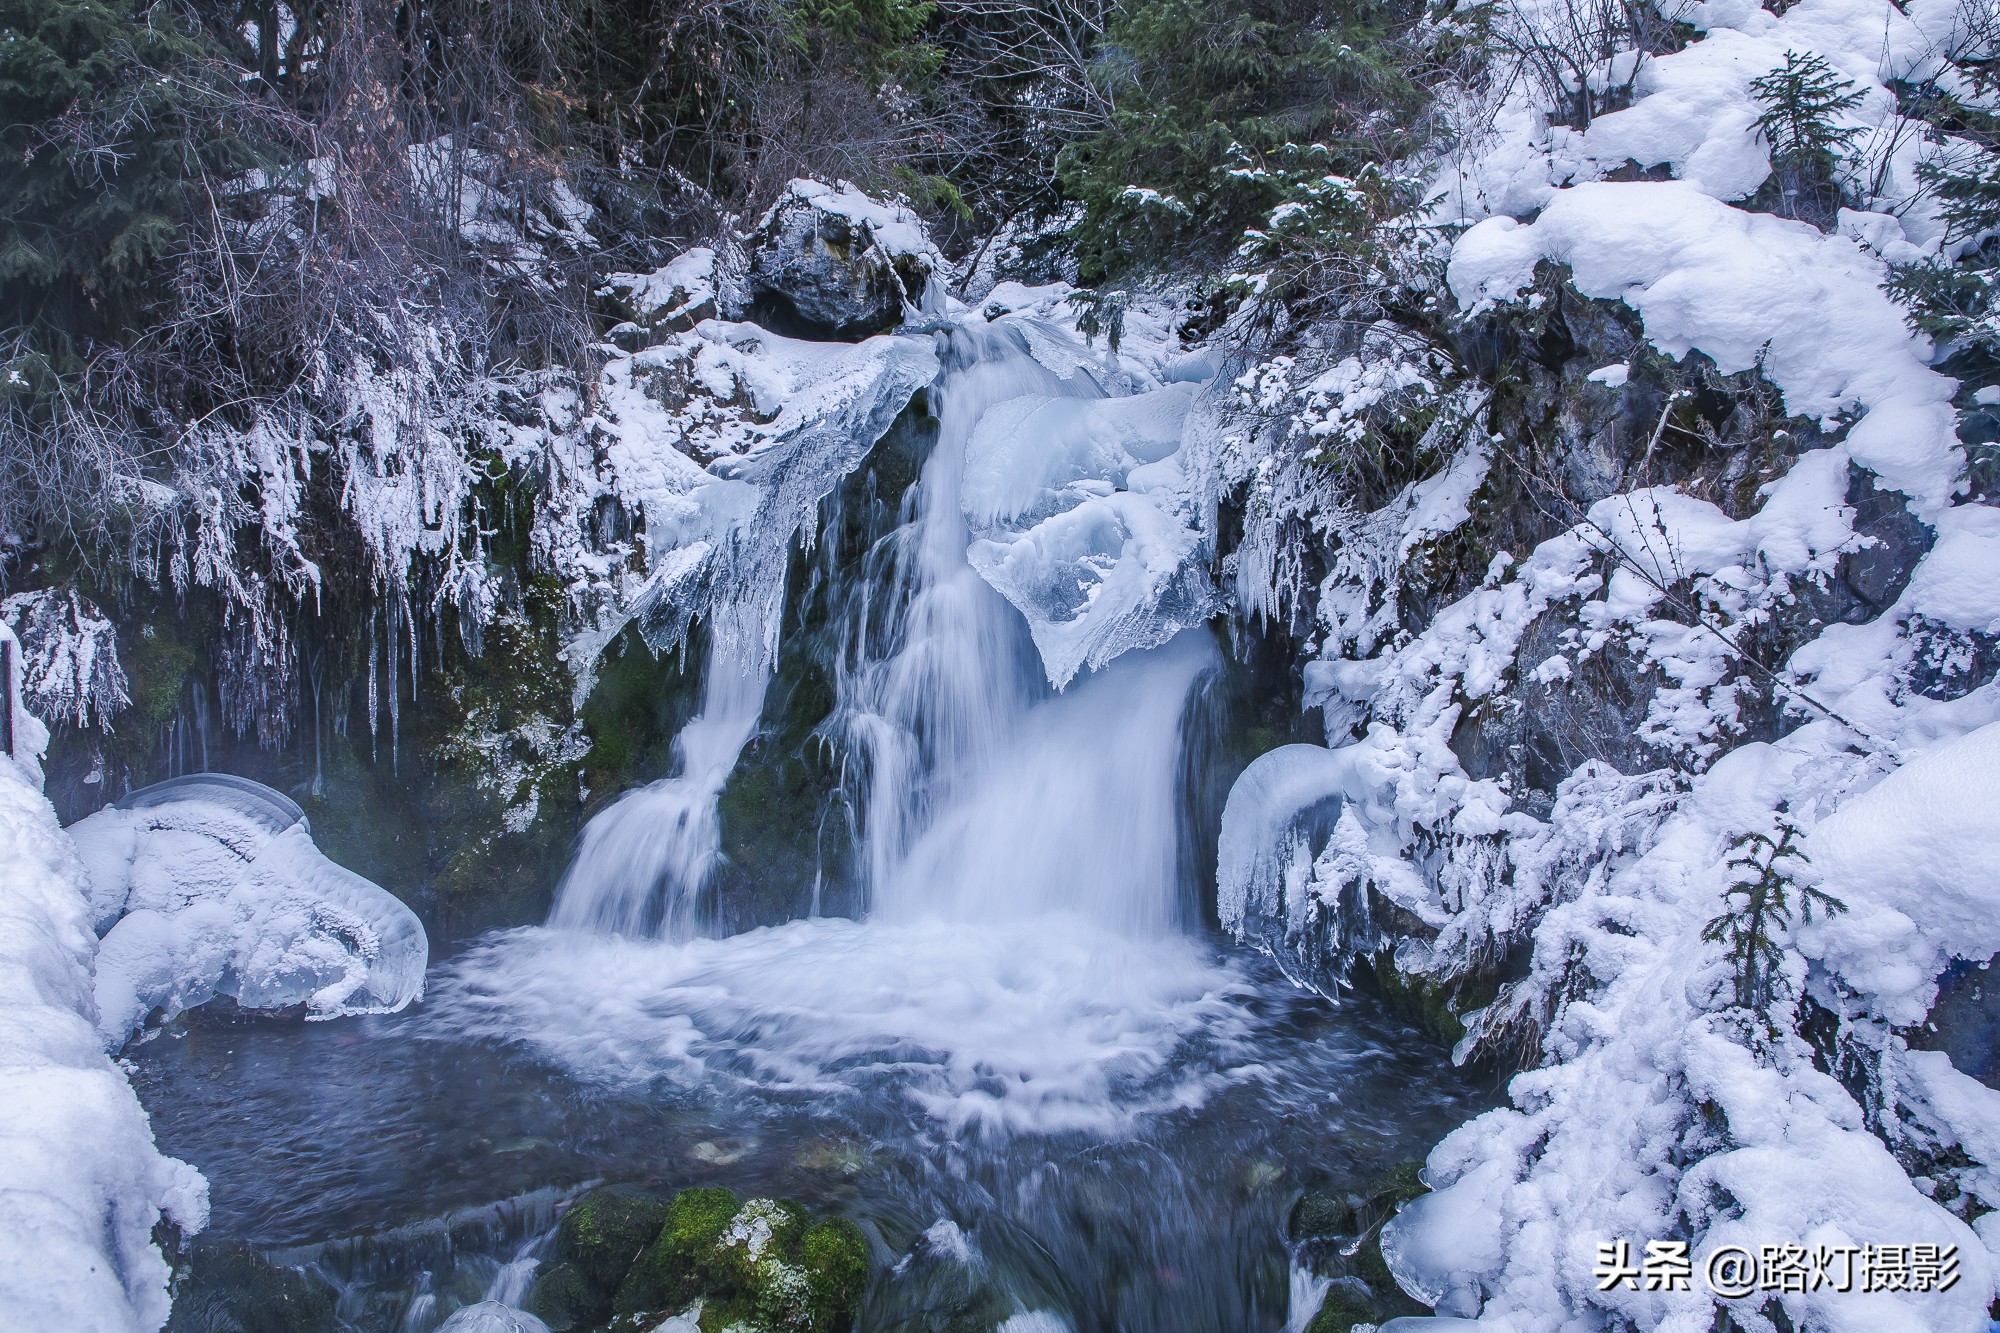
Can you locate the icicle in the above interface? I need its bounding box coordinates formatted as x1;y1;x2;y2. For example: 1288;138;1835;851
309;659;324;799
407;590;419;706
366;608;379;761
388;593;400;778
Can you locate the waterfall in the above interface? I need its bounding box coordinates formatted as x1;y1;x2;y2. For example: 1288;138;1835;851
549;321;1211;941
835;324;1210;934
547;597;772;937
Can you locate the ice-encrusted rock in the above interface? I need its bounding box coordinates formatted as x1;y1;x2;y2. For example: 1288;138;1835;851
737;179;945;337
436;1302;553;1333
1216;744;1360;937
69;773;428;1041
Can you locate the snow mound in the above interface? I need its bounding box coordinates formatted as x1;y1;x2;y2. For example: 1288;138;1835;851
70;774;428;1042
1800;720;2000;1025
0;626;207;1331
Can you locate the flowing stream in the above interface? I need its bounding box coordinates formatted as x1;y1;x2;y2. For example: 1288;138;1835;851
129;326;1491;1331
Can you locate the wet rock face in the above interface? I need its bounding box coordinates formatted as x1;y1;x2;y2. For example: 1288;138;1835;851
736;181;940;340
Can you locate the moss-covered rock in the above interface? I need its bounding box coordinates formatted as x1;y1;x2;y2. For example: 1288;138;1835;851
1305;1283;1380;1333
612;1189;867;1332
1288;1188;1355;1243
526;1188;675;1328
561;1190;675;1294
525;1261;597;1331
1287;1161;1434;1330
798;1218;867;1330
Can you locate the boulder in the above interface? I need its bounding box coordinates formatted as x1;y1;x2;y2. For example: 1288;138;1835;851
736;180;943;339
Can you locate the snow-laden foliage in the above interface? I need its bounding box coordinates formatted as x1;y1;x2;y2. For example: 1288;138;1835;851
1;589;130;731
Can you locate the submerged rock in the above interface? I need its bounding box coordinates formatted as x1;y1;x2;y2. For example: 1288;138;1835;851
165;1239;338;1333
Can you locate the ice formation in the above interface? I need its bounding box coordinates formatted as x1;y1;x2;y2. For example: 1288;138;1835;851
69;773;428;1042
0;625;208;1331
960;362;1219;687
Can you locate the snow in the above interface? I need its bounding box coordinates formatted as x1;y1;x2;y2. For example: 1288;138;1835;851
761;179;943;273
1449;180;1963;515
1798;720;2000;1025
604;248;718;328
69;774;428;1042
0;625;207;1332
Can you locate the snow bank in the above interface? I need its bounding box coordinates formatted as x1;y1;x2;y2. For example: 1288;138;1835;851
0;626;207;1331
71;773;428;1042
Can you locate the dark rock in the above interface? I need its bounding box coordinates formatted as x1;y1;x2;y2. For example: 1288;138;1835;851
525;1187;671;1329
166;1238;339;1333
736;181;940;341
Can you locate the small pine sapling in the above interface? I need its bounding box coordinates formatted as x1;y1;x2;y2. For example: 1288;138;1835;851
1749;50;1865;226
1702;819;1846;1021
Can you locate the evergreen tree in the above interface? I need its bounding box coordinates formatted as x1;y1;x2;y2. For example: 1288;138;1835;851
1748;49;1863;226
1054;0;1425;281
0;0;252;349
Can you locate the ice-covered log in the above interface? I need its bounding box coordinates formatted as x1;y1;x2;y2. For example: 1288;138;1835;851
68;774;428;1042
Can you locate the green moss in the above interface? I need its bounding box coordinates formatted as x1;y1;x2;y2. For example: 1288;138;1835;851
1367;954;1499;1049
617;1187;741;1314
614;1190;868;1332
1288;1189;1355;1243
1305;1285;1379;1333
526;1261;596;1331
800;1218;867;1330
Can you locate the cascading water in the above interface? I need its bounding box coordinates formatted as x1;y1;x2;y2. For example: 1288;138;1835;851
547;597;771;938
130;316;1488;1333
834;323;1206;934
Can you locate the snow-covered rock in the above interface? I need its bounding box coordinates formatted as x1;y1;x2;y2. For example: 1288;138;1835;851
70;773;429;1042
737;180;945;337
0;624;208;1331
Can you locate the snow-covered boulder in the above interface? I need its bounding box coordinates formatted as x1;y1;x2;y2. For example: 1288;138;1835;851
603;247;721;336
737;180;944;337
0;624;208;1331
69;772;429;1042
